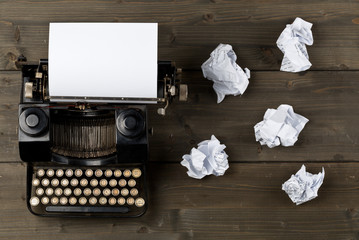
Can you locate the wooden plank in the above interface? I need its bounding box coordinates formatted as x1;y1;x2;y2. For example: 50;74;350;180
0;162;358;239
0;1;358;70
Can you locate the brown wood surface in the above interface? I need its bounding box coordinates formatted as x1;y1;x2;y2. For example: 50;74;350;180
0;0;359;239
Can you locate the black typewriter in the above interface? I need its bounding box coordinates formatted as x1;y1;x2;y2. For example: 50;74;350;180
18;58;187;217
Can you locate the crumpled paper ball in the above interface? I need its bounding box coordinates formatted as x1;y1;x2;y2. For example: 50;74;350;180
181;135;229;179
201;43;250;103
282;165;325;205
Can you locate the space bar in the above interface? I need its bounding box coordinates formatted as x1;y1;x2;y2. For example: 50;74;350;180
46;206;129;213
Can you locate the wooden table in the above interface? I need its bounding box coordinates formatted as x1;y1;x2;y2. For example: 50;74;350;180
1;1;359;239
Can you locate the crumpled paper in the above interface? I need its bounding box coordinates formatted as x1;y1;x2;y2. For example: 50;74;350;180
254;104;309;148
201;44;250;103
282;165;325;205
181;135;229;179
276;17;313;72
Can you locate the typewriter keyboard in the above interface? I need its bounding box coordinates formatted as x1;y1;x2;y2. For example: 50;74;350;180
28;166;147;217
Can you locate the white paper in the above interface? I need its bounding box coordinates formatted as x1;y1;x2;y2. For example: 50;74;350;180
276;17;313;72
48;23;158;102
201;44;250;103
254;104;309;148
181;135;229;179
282;165;325;205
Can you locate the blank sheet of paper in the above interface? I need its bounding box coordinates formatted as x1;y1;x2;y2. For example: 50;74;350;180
48;23;158;102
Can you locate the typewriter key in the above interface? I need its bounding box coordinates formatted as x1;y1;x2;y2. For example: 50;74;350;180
135;198;145;207
121;188;129;197
69;197;77;205
80;178;88;187
99;197;107;205
123;169;131;178
85;169;93;177
30;197;40;206
61;178;69;187
114;169;122;177
46;169;55;177
79;197;87;205
56;169;64;177
36;188;44;196
37;169;45;177
54;188;63;196
51;197;59;205
83;188;91;197
41;197;49;205
95;169;103;177
70;178;79;187
128;179;136;187
118;179;127;187
130;188;138;197
60;197;68;205
103;188;111;197
41;178;50;187
90;179;98;187
99;179;108;187
109;179;117;187
93;188;101;196
112;188;120;196
118;197;125;205
109;197;116;205
74;169;83;177
32;178;40;187
89;197;97;205
51;179;59;187
65;169;73;177
127;197;135;205
132;168;142;178
64;188;72;196
74;188;82;196
104;169;112;177
45;188;54;196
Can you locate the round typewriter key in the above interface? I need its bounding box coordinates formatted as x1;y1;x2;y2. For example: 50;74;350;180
99;197;107;205
30;197;40;206
54;188;63;196
51;178;59;187
132;168;142;178
135;197;145;207
112;188;120;196
109;197;116;205
46;169;55;177
114;169;122;177
65;169;73;177
74;169;83;177
51;197;59;205
64;188;72;196
79;197;87;205
36;188;44;196
83;188;91;196
130;188;138;196
61;178;69;187
90;179;98;187
89;197;97;205
127;197;135;205
128;179;136;187
60;197;68;205
93;188;101;196
45;188;54;196
95;169;103;177
74;188;82;196
32;178;40;187
121;188;129;197
41;197;49;205
123;169;131;178
85;169;93;177
99;179;108;187
118;197;125;205
69;197;77;205
109;179;117;187
41;178;50;187
37;169;45;177
56;169;64;177
103;188;111;197
80;178;88;187
104;169;113;177
118;179;127;187
70;178;79;187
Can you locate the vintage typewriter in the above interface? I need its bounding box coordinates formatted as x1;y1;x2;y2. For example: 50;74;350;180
18;23;187;217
